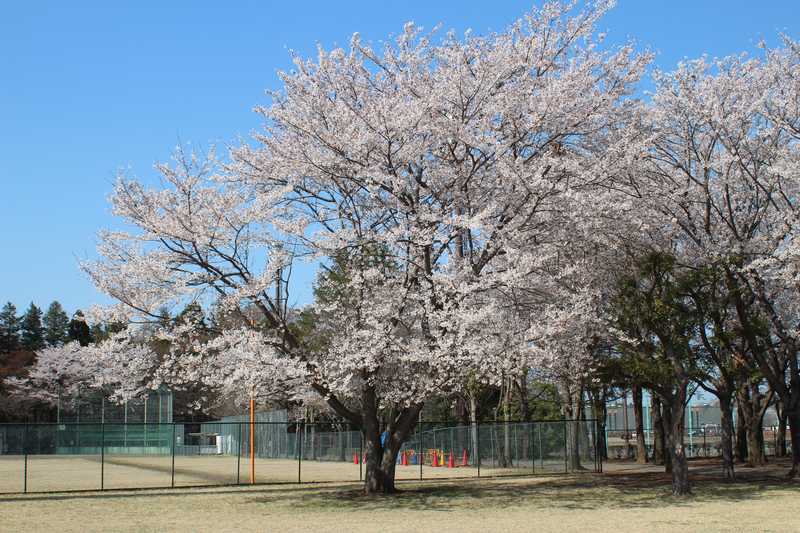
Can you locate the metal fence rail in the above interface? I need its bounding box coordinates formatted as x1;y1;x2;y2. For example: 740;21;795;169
0;419;600;494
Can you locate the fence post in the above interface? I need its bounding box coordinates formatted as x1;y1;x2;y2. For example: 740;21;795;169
599;420;604;473
476;421;481;478
418;420;423;481
594;420;598;473
100;423;105;491
563;420;568;473
450;427;455;468
592;420;600;472
23;423;28;494
490;423;495;471
538;423;544;471
433;428;436;467
236;422;242;485
531;423;535;475
298;422;303;484
171;423;176;488
249;399;255;485
359;430;363;482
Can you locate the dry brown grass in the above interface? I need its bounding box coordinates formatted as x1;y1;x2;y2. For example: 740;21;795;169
0;454;565;493
1;459;798;532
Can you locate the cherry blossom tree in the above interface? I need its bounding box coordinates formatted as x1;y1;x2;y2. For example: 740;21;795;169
9;336;159;409
81;2;648;493
635;44;800;479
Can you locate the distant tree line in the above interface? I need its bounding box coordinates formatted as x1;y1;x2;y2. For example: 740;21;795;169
0;300;121;421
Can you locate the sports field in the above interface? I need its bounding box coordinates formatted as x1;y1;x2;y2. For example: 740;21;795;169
0;454;570;494
1;460;798;533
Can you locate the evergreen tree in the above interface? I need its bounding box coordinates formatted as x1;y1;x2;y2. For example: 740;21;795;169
43;301;70;346
175;302;206;329
0;302;20;353
67;310;93;347
89;321;127;343
20;302;45;351
89;323;104;343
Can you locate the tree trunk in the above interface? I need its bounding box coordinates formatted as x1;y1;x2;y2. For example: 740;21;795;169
775;400;787;458
651;395;666;466
363;430;404;495
650;396;664;465
591;389;608;461
718;393;735;481
361;399;388;494
788;406;800;478
622;389;632;459
560;383;583;471
632;385;647;464
469;395;480;467
567;411;583;471
744;418;766;467
666;390;691;496
517;375;531;423
735;399;748;463
737;380;769;467
360;388;422;495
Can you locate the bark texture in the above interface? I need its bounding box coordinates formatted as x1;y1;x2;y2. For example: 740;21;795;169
775;400;787;458
360;388;422;495
718;394;735;480
632;384;647;464
788;408;800;477
737;380;770;467
650;395;665;465
559;382;584;471
735;399;748;463
666;390;691;495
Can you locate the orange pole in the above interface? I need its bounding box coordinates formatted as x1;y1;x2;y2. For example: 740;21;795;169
249;397;255;484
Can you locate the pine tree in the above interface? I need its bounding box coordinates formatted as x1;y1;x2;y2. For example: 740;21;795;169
89;323;106;343
0;302;20;353
175;302;206;329
88;321;126;343
68;310;93;347
20;302;45;351
43;301;70;346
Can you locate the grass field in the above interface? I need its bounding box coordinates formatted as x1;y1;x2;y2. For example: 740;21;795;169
1;459;798;532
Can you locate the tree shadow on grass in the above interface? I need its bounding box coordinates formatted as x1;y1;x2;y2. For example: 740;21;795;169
3;459;796;511
245;469;800;514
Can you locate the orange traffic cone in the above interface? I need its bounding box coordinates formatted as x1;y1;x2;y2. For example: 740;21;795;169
447;452;455;468
462;448;469;466
432;451;439;467
401;451;408;466
353;452;359;465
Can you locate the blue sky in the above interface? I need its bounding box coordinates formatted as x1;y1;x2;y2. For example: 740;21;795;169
1;1;798;316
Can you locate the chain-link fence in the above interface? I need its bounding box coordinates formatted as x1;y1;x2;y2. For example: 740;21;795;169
0;419;600;494
605;426;794;460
